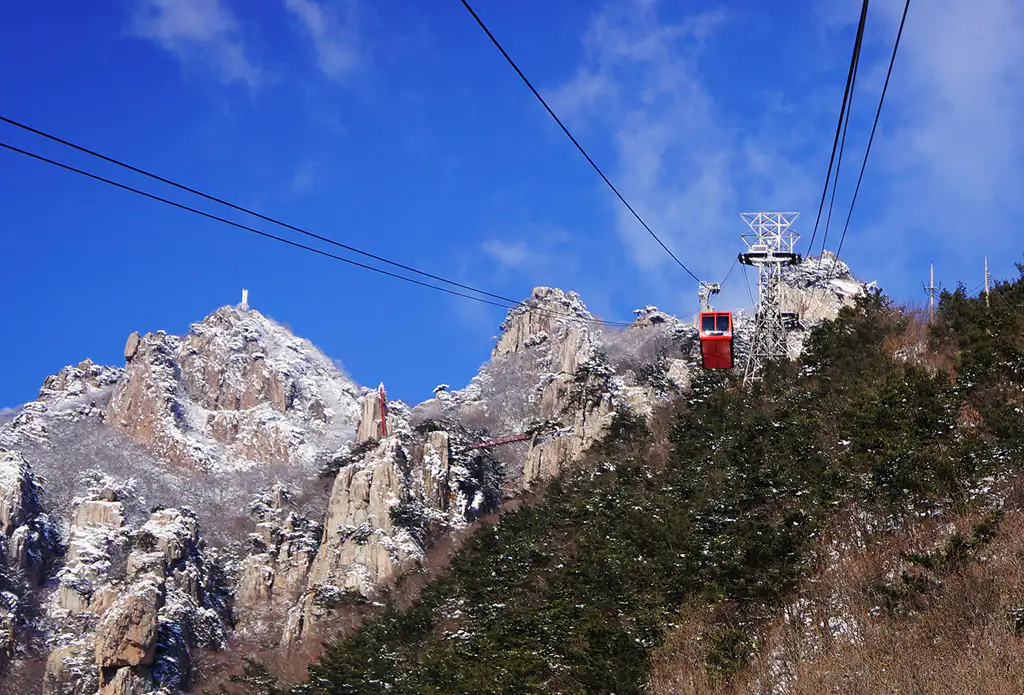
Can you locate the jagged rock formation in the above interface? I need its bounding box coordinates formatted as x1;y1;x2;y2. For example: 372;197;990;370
0;451;59;671
283;427;496;641
0;360;122;449
234;485;321;640
44;499;230;695
105;306;361;472
781;252;872;323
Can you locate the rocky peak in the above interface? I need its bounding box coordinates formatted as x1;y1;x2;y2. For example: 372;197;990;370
0;359;123;448
38;359;123;406
494;287;594;358
104;305;362;472
781;252;875;323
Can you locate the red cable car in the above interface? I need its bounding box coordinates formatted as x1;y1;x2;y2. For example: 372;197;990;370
698;312;734;369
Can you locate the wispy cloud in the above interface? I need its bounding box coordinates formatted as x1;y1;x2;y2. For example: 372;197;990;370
550;0;813;294
289;159;318;193
824;0;1024;284
284;0;361;82
552;0;1024;308
0;406;22;422
130;0;261;87
481;239;529;269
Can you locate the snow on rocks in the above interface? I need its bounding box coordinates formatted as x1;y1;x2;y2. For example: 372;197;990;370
781;251;875;324
234;485;321;631
0;359;122;449
0;451;58;583
105;305;362;473
308;437;420;594
494;287;594;358
0;451;59;671
44;496;230;695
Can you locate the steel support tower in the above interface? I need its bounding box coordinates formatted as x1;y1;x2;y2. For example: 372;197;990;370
738;212;802;385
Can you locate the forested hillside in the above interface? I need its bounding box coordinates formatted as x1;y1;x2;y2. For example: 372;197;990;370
230;267;1024;694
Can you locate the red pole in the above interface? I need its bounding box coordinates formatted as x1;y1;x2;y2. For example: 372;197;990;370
378;384;389;438
378;382;389;438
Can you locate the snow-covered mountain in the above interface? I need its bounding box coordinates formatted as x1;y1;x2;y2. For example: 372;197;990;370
0;256;870;694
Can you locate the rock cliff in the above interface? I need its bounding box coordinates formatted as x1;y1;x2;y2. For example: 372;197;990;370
105;306;361;472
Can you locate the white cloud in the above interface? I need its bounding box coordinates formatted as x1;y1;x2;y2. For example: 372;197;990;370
877;0;1024;211
0;406;22;422
550;0;813;295
131;0;261;87
829;0;1024;286
481;239;529;268
284;0;361;81
289;159;318;193
552;0;1024;309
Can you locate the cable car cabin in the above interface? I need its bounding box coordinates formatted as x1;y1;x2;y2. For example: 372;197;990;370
698;312;734;369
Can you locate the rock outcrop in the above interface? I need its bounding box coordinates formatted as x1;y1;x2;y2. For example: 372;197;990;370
781;252;872;323
235;485;321;634
0;359;122;448
57;495;128;615
0;452;58;666
94;579;162;670
105;306;361;472
43;497;230;695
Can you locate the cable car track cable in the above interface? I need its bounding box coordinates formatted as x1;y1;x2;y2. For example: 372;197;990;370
804;0;870;257
817;45;862;262
0;140;636;327
829;0;910;278
0;114;522;308
459;0;701;283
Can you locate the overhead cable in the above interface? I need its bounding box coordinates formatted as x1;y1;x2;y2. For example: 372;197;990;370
720;258;738;287
804;0;870;257
0;140;634;327
830;0;910;277
459;0;701;283
817;45;862;261
0;114;520;307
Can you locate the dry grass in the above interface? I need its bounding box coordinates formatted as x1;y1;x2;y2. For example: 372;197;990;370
650;503;1024;695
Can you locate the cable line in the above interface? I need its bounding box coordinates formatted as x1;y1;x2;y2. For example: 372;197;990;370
0;114;520;307
830;0;910;276
720;258;738;287
459;0;701;283
804;0;870;257
0;140;634;327
742;266;756;307
817;44;862;261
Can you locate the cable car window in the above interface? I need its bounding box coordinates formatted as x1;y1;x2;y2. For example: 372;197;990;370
702;315;716;332
716;315;730;331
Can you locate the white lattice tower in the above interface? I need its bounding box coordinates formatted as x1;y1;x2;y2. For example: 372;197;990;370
738;212;802;385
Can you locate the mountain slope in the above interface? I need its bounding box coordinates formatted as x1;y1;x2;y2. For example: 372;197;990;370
260;269;1024;695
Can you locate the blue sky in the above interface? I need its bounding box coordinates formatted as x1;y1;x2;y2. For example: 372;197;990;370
2;0;1023;410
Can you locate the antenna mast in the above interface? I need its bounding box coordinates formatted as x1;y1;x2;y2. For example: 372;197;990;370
985;256;991;309
738;212;802;386
923;263;938;320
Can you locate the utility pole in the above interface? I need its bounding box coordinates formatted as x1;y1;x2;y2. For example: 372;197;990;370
923;263;938;320
738;212;802;386
985;256;991;309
